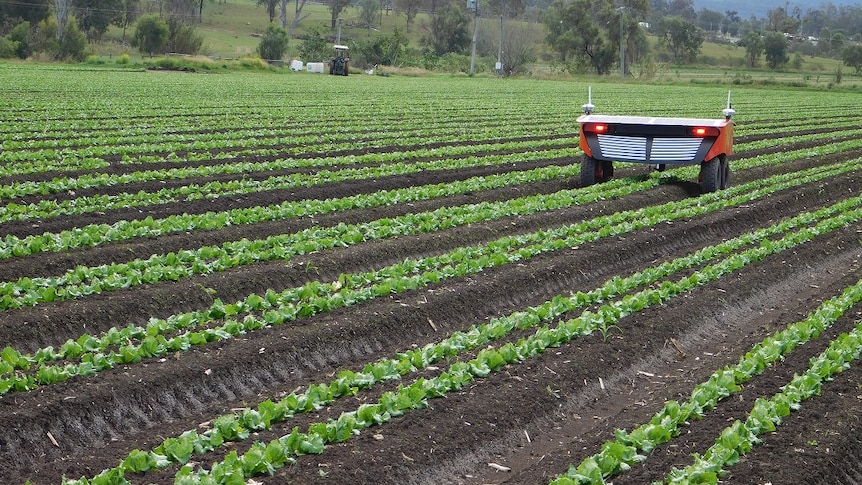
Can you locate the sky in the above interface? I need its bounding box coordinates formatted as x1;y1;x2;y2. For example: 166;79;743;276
692;0;861;19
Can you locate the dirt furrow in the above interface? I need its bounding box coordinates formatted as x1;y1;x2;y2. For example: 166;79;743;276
3;170;858;484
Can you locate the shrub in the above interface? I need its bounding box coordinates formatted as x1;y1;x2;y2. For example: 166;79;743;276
0;37;17;58
133;14;169;57
58;16;87;61
167;17;203;55
256;24;288;62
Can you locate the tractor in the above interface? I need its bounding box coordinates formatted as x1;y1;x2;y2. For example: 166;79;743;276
329;45;350;76
576;88;735;193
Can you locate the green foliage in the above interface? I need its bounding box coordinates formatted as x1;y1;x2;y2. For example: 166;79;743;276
299;26;329;62
58;16;87;61
0;36;16;58
421;0;470;56
75;0;121;42
741;31;763;68
542;0;615;75
763;31;788;69
656;15;703;63
327;0;352;29
5;21;30;58
132;14;169;57
257;24;288;62
28;16;58;56
841;43;862;74
0;0;48;25
166;17;204;55
352;28;408;67
357;0;381;28
256;0;279;23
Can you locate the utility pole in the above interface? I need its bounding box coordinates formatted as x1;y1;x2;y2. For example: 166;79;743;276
468;0;478;75
618;6;625;78
497;14;503;75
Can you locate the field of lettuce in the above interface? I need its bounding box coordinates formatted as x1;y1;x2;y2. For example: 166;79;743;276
1;63;861;485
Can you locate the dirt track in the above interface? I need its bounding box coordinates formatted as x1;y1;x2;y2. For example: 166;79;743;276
1;94;862;484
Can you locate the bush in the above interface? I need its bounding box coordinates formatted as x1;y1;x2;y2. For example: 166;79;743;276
167;17;204;55
7;21;30;58
29;17;58;56
0;36;17;58
117;53;130;64
299;27;329;63
58;16;87;61
133;14;169;57
257;24;288;62
239;56;270;70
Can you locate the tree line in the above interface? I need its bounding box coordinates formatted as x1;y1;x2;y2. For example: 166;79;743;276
1;0;861;74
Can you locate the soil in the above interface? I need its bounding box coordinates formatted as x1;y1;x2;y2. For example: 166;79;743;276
1;123;861;485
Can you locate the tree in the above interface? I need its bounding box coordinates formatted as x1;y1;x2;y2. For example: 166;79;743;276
287;0;310;37
74;0;122;42
655;15;703;63
257;23;288;60
394;0;422;33
422;0;469;56
486;0;526;19
327;0;351;30
353;27;408;67
742;31;763;67
132;13;169;57
829;31;846;54
162;0;202;23
543;0;616;75
112;0;140;41
697;8;723;33
499;22;538;76
54;0;71;40
543;0;647;76
668;0;695;21
166;16;203;54
299;26;329;61
358;0;381;28
0;37;16;58
6;21;32;58
57;15;86;60
763;31;788;69
0;0;49;25
766;6;799;34
257;0;278;23
841;43;862;73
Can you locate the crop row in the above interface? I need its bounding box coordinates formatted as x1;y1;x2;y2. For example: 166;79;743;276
0;115;576;165
0;122;575;166
0;146;580;223
4;126;861;266
1;151;857;315
0;109;578;148
0;137;576;201
58;171;862;485
5;164;860;395
2;118;858;203
551;274;862;484
664;319;862;484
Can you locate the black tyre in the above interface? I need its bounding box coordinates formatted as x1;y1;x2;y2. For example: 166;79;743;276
719;156;730;189
701;155;729;193
581;156;598;186
601;160;614;181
